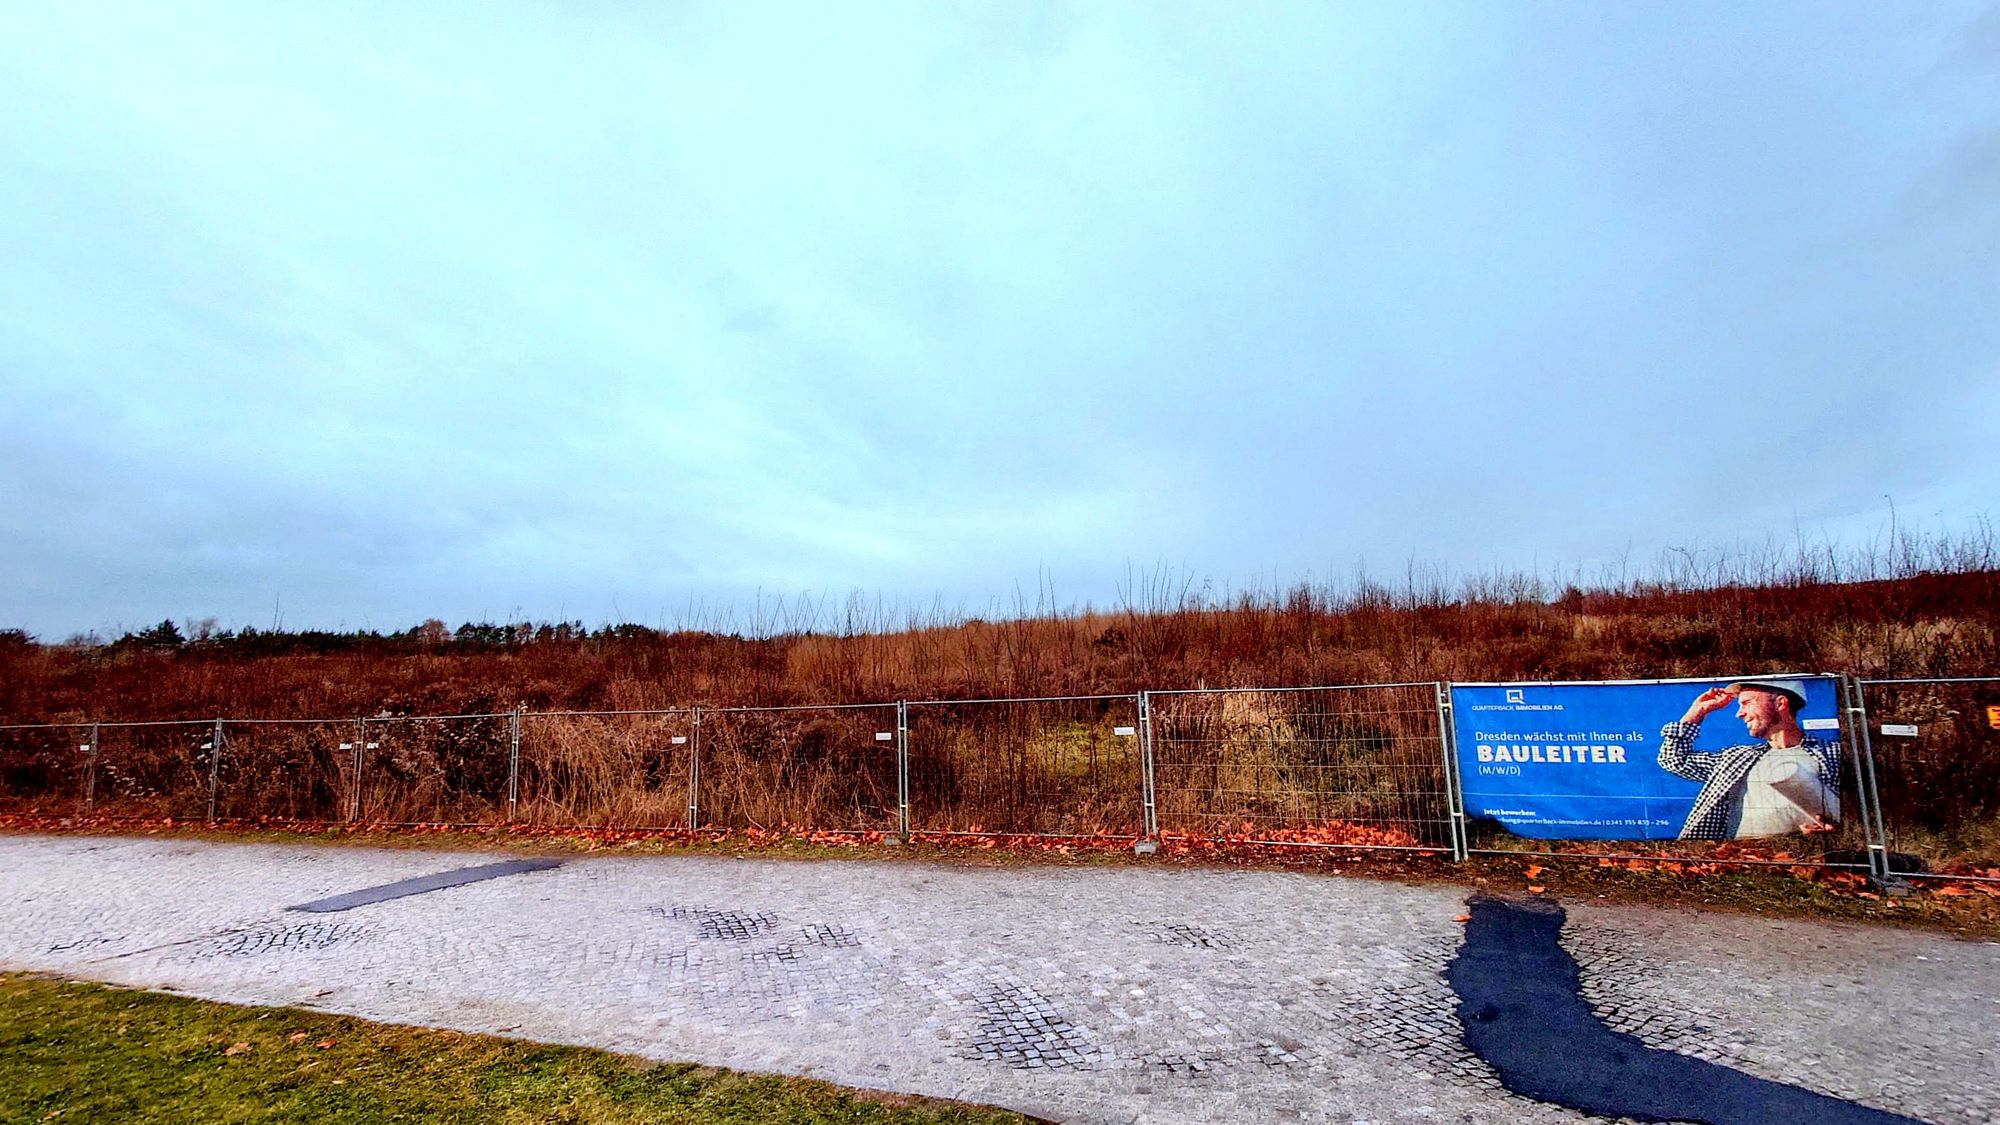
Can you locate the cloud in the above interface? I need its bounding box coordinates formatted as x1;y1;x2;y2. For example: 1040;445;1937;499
1;2;1996;634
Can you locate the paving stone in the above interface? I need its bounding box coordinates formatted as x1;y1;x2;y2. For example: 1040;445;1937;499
0;834;1992;1125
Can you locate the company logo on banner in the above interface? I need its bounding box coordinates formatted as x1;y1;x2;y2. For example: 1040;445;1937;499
1449;677;1844;841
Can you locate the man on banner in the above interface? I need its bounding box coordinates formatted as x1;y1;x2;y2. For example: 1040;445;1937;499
1658;678;1840;840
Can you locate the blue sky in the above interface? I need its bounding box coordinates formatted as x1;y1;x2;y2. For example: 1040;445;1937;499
3;2;1997;637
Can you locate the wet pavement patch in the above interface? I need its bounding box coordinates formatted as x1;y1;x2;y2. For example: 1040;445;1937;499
288;859;563;913
796;923;860;948
1150;922;1232;950
194;919;366;956
1443;894;1919;1124
966;980;1099;1071
660;906;778;940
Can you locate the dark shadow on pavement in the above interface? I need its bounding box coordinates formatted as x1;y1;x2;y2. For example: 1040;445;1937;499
1444;894;1920;1125
289;859;563;913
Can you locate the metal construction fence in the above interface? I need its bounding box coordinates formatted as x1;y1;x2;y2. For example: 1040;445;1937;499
1852;676;2000;885
905;694;1143;838
1147;684;1453;853
2;675;1995;883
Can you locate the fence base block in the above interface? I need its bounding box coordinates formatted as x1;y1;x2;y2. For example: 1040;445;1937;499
1133;840;1159;857
1873;876;1916;898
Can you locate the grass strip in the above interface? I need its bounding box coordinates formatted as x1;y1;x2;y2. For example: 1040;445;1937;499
0;974;1033;1124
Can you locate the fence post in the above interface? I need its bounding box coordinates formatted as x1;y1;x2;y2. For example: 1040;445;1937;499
83;722;100;813
1136;691;1159;855
1435;683;1469;861
347;718;367;823
1842;675;1893;883
687;707;701;831
506;706;522;823
895;700;910;842
206;717;224;823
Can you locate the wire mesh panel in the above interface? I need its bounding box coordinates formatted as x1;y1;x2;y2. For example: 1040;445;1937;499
90;721;216;820
212;720;355;822
356;715;511;825
1151;685;1451;851
906;696;1144;837
1861;677;2000;881
517;711;694;829
0;725;92;815
693;705;900;833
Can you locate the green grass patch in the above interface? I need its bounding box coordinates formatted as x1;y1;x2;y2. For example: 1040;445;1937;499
0;974;1033;1124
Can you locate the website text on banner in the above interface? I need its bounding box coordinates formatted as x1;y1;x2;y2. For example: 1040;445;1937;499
1450;677;1845;841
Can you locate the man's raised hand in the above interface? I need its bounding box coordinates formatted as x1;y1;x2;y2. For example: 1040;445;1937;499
1680;685;1736;725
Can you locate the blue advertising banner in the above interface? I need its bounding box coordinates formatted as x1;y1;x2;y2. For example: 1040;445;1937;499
1450;676;1844;841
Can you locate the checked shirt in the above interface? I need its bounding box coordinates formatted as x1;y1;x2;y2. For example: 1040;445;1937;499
1657;720;1842;841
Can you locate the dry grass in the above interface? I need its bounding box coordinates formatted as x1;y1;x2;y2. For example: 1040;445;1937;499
5;570;1991;721
2;548;1996;866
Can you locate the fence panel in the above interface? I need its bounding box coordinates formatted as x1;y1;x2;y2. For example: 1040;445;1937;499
356;714;511;825
906;695;1144;837
84;721;215;821
11;670;1987;869
693;705;900;833
517;710;694;829
0;724;92;815
1150;684;1452;851
1860;677;2000;882
209;719;355;823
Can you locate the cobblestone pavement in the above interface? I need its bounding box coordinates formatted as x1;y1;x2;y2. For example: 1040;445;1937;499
2;835;1994;1124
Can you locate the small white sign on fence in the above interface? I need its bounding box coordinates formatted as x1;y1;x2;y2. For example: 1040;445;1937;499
874;731;893;741
1879;723;1920;737
1113;725;1137;736
670;736;688;745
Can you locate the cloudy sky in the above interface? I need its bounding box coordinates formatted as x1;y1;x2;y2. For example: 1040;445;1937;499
3;2;1996;637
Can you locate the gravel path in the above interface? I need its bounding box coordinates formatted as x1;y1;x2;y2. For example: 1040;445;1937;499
1;834;1993;1124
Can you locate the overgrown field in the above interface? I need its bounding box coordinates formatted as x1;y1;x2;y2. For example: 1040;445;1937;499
5;570;1994;719
2;564;1996;867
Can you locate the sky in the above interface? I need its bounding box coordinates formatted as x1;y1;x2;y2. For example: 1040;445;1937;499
2;1;1997;638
